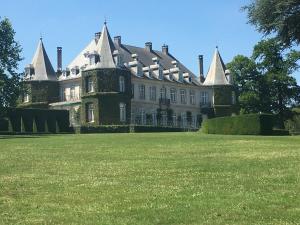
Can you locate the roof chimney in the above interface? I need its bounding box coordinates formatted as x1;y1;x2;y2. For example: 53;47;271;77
145;42;152;52
114;36;121;46
162;44;169;55
57;47;62;73
198;55;204;76
95;32;101;43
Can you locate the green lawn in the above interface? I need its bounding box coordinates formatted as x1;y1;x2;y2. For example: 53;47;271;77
0;133;300;225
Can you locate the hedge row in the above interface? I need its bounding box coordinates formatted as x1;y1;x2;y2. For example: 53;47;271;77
202;114;275;135
0;108;70;133
77;125;196;133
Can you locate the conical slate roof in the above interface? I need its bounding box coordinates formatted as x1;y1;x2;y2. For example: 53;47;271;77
96;23;116;68
30;38;56;81
203;48;229;85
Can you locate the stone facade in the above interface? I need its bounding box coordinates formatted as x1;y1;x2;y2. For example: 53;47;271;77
20;23;236;128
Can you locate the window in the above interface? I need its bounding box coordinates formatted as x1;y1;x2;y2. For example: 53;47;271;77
180;89;186;104
190;90;195;105
232;91;236;104
120;103;126;122
87;77;94;93
87;103;95;122
139;84;145;100
70;86;75;100
149;86;156;101
170;88;177;103
24;93;29;103
201;91;208;104
132;84;135;97
119;76;125;92
160;87;167;99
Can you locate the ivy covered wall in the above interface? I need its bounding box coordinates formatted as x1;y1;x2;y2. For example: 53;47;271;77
81;68;132;126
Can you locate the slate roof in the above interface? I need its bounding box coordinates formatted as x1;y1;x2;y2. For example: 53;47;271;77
30;38;56;81
203;48;229;86
67;23;200;85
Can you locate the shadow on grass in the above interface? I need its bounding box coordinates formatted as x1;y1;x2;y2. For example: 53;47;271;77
0;134;51;139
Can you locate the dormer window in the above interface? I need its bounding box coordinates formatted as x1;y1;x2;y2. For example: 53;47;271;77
88;52;100;65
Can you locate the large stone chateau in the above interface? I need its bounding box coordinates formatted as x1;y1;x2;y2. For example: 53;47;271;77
20;22;236;128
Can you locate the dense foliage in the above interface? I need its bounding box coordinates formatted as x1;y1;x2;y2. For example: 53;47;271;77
244;0;300;46
227;38;300;127
0;18;23;116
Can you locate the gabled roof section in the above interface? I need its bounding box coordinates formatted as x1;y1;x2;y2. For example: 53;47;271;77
96;23;116;68
203;48;229;86
31;38;56;81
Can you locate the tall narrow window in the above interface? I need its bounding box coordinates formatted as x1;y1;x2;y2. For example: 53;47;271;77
232;91;236;104
180;89;186;104
120;103;126;122
149;86;156;101
139;84;145;100
160;87;167;99
70;86;75;100
132;84;135;98
119;76;125;92
170;88;177;103
201;91;208;104
87;77;94;93
24;93;29;103
87;103;95;122
190;90;195;105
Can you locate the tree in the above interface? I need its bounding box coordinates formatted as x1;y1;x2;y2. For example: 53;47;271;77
253;38;300;127
244;0;300;46
0;17;23;116
228;38;300;128
227;55;266;113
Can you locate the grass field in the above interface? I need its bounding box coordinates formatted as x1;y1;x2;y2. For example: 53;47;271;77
0;133;300;225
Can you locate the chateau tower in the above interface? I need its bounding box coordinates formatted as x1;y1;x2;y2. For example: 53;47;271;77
80;23;132;125
203;47;236;116
21;38;59;108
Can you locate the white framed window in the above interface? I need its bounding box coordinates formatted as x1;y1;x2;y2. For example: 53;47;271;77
180;89;186;104
24;93;29;103
160;87;167;99
119;76;125;92
149;86;156;101
120;103;126;122
170;88;177;103
190;90;195;105
201;91;208;104
87;103;95;122
70;86;75;100
132;84;135;98
139;84;145;100
232;91;236;104
87;77;94;93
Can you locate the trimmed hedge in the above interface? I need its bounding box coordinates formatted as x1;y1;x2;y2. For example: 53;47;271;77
202;114;274;135
1;108;70;133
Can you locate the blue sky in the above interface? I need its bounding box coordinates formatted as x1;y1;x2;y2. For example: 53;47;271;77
1;0;292;77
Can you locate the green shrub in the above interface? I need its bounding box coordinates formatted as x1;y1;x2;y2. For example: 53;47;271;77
4;108;70;133
202;114;274;135
0;118;8;131
80;125;130;133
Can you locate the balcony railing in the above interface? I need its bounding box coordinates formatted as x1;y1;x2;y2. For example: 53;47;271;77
159;98;171;107
200;101;212;108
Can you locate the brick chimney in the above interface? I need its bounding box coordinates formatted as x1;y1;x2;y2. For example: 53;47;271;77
57;47;62;73
162;44;169;55
145;42;152;52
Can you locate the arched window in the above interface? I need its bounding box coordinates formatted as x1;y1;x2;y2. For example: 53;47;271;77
119;76;125;92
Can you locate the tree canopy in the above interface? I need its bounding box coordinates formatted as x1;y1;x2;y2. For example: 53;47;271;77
0;17;22;115
244;0;300;46
227;38;300;127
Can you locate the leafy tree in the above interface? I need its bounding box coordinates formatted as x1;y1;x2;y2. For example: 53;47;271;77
253;38;300;127
0;17;23;116
228;38;300;128
244;0;300;46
